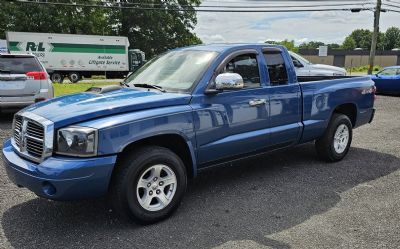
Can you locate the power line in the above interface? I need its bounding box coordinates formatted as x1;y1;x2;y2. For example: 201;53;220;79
385;0;400;4
384;8;400;12
12;0;375;9
114;1;374;8
123;3;373;9
203;0;372;2
383;3;400;8
13;0;375;12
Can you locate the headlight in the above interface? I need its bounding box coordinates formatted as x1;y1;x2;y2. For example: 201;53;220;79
56;126;98;157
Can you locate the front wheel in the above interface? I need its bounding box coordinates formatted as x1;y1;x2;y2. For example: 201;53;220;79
109;146;187;224
315;114;353;162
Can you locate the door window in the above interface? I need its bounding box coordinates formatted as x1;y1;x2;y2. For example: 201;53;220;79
264;51;289;86
378;68;397;76
221;54;260;89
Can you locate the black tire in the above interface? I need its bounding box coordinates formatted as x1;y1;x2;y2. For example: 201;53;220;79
109;146;187;224
68;72;81;83
50;73;64;83
315;113;353;162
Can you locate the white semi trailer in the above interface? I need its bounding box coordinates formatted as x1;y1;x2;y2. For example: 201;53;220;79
6;32;145;83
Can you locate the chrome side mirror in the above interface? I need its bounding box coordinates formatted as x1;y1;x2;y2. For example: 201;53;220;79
215;73;244;90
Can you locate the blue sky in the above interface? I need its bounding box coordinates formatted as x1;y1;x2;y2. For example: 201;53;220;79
194;0;400;45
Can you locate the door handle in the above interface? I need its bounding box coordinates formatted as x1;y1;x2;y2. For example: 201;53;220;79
249;99;267;107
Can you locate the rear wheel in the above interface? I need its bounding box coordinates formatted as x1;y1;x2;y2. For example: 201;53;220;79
68;72;81;83
315;114;353;162
50;73;64;83
109;146;187;224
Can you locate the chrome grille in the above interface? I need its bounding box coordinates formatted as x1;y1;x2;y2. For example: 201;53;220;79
13;116;23;147
26;121;45;157
12;113;54;163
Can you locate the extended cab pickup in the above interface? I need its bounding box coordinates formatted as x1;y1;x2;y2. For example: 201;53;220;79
2;44;375;224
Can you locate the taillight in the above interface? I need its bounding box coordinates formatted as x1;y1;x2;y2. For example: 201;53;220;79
26;71;47;80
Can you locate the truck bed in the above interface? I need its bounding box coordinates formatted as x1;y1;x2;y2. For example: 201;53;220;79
298;76;375;143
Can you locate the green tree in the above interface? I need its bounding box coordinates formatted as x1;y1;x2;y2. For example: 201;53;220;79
298;41;325;49
348;29;372;49
265;39;298;52
109;0;202;57
327;43;340;49
0;0;110;38
341;36;356;50
0;0;202;57
342;29;385;50
384;27;400;50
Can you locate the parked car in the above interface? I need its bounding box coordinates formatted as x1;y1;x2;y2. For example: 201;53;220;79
289;51;347;76
370;66;400;94
0;53;53;111
2;44;375;224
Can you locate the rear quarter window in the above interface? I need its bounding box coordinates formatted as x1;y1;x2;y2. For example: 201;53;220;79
263;51;289;86
0;57;42;74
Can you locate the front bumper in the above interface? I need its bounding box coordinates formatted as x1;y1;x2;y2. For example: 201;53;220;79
2;139;117;200
0;100;34;108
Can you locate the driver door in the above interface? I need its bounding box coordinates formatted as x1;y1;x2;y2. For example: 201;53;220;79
193;50;270;166
375;68;399;93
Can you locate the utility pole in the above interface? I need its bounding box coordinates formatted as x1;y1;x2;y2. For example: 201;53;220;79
368;0;382;75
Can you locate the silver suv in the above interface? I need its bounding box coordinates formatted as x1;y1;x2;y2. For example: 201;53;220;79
0;54;53;111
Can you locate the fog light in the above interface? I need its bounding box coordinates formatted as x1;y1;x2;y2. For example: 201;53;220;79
42;181;56;196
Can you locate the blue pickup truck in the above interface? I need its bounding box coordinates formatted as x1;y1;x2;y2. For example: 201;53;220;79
2;44;375;224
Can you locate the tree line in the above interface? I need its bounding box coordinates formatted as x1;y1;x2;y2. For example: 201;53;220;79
266;27;400;52
0;0;202;57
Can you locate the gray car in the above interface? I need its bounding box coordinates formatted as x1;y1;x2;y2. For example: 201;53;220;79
0;54;53;111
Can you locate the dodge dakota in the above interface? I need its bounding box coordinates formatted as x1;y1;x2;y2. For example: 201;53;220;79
2;44;375;224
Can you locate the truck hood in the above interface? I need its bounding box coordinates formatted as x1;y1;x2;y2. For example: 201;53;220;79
310;64;347;75
23;88;192;128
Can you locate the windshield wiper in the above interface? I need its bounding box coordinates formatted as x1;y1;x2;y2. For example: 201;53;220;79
120;81;130;87
133;83;166;92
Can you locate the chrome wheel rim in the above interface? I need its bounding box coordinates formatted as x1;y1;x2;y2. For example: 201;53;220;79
333;124;349;154
136;164;177;212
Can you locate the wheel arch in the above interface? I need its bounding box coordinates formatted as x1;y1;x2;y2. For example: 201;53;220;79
116;133;197;179
332;103;358;127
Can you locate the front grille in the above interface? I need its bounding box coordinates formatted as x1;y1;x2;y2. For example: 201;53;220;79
13;115;45;160
26;121;44;157
13;116;22;147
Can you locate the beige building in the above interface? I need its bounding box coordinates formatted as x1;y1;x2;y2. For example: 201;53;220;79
299;49;400;69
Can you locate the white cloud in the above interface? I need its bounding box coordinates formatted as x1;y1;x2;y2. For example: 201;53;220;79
194;1;400;45
201;34;227;43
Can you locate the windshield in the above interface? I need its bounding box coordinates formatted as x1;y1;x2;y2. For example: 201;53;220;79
291;52;311;64
126;50;218;92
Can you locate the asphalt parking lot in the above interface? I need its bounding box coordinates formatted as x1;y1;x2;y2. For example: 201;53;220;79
0;95;399;249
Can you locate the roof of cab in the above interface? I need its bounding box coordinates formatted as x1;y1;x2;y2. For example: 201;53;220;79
174;43;281;53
